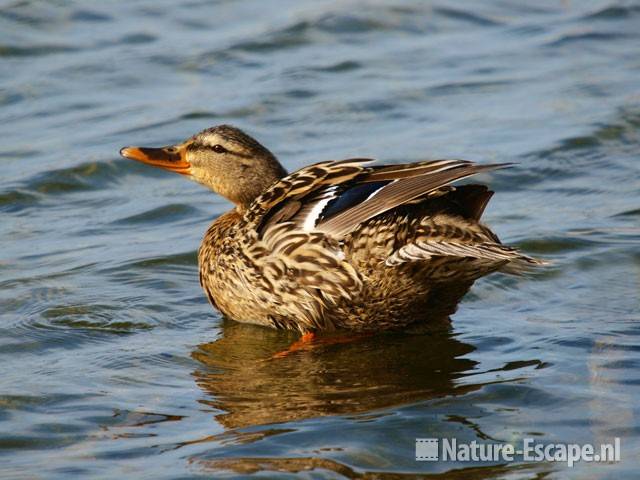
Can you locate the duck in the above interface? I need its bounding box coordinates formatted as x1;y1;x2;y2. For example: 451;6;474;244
120;125;542;334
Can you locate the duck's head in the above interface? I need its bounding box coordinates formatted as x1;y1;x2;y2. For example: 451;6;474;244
120;125;287;209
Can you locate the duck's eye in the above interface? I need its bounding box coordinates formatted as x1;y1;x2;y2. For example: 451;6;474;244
212;144;227;154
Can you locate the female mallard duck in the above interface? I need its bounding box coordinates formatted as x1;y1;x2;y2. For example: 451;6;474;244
121;125;541;333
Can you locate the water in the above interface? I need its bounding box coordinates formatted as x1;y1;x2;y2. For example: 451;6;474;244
1;0;639;478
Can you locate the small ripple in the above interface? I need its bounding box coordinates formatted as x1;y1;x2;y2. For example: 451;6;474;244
0;283;72;314
69;9;112;22
99;251;197;281
556;112;639;154
309;60;361;73
228;9;425;56
433;6;503;27
103;351;191;372
0;189;40;213
112;409;185;427
0;434;77;451
283;89;317;99
584;4;640;20
123;251;197;270
556;135;600;150
0;393;86;412
183;48;264;74
426;79;513;96
112;204;199;226
546;31;630;48
507;24;547;37
551;336;595;350
0;43;77;57
347;98;398;114
479;383;563;408
112;117;183;136
593;108;640;144
1;294;158;356
516;236;596;254
520;107;640;176
0;392;100;452
313;13;390;34
614;207;640;217
180;110;219;120
0;149;38;159
2;324;111;355
489;165;572;190
24;160;123;197
232;21;311;54
118;32;157;45
22;308;149;338
0;91;25;107
601;358;640;370
41;304;153;332
463;334;514;351
197;456;548;478
0;5;57;28
567;226;640;246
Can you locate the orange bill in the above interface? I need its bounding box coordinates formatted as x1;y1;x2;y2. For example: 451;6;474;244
120;145;191;175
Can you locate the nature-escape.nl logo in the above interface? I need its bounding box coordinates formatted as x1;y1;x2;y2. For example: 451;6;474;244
415;437;621;468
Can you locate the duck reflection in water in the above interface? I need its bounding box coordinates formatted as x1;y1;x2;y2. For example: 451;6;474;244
192;279;483;430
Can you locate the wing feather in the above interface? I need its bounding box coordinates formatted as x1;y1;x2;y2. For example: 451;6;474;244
248;157;509;240
248;159;372;234
316;161;509;238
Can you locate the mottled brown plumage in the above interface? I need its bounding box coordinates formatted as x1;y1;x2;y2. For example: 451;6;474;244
121;125;543;332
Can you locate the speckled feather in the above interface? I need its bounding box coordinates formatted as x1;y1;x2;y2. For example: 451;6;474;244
198;157;543;332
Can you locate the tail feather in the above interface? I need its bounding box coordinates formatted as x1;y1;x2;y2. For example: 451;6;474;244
386;239;547;272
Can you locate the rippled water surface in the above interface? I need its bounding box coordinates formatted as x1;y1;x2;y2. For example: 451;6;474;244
2;1;640;478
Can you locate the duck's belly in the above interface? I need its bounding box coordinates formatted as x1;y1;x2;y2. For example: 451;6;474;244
197;211;281;328
200;244;488;332
197;210;498;331
199;251;280;329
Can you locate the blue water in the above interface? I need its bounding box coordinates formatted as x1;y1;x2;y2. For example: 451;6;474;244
1;1;640;478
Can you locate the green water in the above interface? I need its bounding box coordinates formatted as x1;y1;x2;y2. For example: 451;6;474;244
1;1;639;478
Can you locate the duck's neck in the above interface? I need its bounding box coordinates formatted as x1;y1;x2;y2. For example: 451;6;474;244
232;160;288;211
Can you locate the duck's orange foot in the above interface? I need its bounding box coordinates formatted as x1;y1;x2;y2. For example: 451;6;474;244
270;331;373;359
271;332;316;359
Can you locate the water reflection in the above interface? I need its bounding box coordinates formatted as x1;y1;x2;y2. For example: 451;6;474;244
190;311;553;477
192;281;482;430
194;456;549;479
